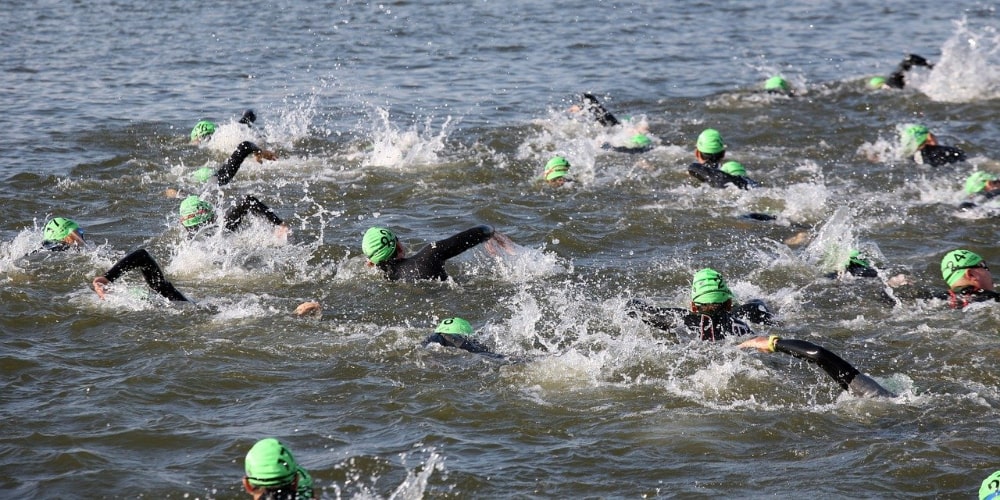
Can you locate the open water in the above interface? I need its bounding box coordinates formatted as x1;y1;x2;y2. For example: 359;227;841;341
4;1;1000;498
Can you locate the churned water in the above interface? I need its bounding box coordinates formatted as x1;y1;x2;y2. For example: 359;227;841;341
4;1;1000;498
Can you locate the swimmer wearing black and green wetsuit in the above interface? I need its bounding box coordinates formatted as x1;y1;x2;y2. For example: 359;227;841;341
687;162;757;190
375;225;496;281
626;298;775;341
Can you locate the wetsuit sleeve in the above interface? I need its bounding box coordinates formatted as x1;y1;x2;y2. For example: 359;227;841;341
102;248;189;302
771;337;894;397
687;163;749;190
426;225;495;261
223;195;284;232
215;141;262;186
626;299;685;331
918;145;966;167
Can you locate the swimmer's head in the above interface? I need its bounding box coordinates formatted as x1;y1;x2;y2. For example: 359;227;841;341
544;156;570;181
867;76;888;90
179;195;216;229
941;249;986;287
720;161;746;177
764;76;790;92
43;217;84;244
244;438;299;488
192;167;215;183
965;171;999;195
696;129;726;156
848;250;870;268
901;124;930;155
190;120;217;142
435;317;473;336
363;227;397;264
980;470;1000;500
691;268;733;305
628;134;652;149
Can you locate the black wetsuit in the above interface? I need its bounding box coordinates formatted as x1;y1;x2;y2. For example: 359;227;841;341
770;338;894;398
376;225;495;281
201;141;265;186
914;144;966;167
824;262;880;279
885;54;933;89
603;143;653;154
222;195;284;232
422;333;493;354
687;163;757;190
101;248;189;302
627;299;775;341
580;93;620;127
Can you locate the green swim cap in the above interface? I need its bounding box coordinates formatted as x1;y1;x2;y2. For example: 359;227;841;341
720;161;746;177
696;129;725;155
628;134;652;149
43;217;81;242
941;249;985;287
192;167;215;183
544;156;570;181
902;124;930;153
691;268;733;304
867;76;887;89
980;470;1000;500
848;250;870;268
178;195;216;228
965;171;999;195
245;438;299;488
190;120;217;142
436;317;473;335
362;227;397;264
764;76;789;91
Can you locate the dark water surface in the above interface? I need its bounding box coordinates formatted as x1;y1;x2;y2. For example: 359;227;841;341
4;1;1000;498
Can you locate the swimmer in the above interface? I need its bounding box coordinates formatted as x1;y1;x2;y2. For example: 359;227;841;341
690;160;759;190
868;53;934;90
242;438;315;500
179;195;289;238
825;250;880;279
958;171;1000;210
738;335;895;398
40;217;86;252
92;248;190;302
423;317;495;355
900;124;966;167
888;249;999;308
361;225;515;281
568;92;620;127
602;133;654;154
627;268;775;341
187;141;278;187
189;109;257;144
542;156;571;187
763;76;794;96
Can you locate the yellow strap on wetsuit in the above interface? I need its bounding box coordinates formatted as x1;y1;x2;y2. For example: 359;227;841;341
767;335;781;353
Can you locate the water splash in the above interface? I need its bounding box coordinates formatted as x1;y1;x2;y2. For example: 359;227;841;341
363;107;453;168
917;18;1000;102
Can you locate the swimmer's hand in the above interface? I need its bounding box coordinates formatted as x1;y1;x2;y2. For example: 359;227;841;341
294;301;322;318
886;274;911;288
93;276;110;300
274;223;290;241
738;336;775;353
254;149;278;163
164;188;180;198
484;231;517;256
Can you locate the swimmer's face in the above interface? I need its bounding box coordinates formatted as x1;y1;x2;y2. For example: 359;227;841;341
63;229;86;247
986;180;1000;194
547;178;566;187
967;265;995;291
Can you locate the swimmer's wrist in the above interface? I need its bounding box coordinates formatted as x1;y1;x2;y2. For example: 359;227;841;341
767;335;780;353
